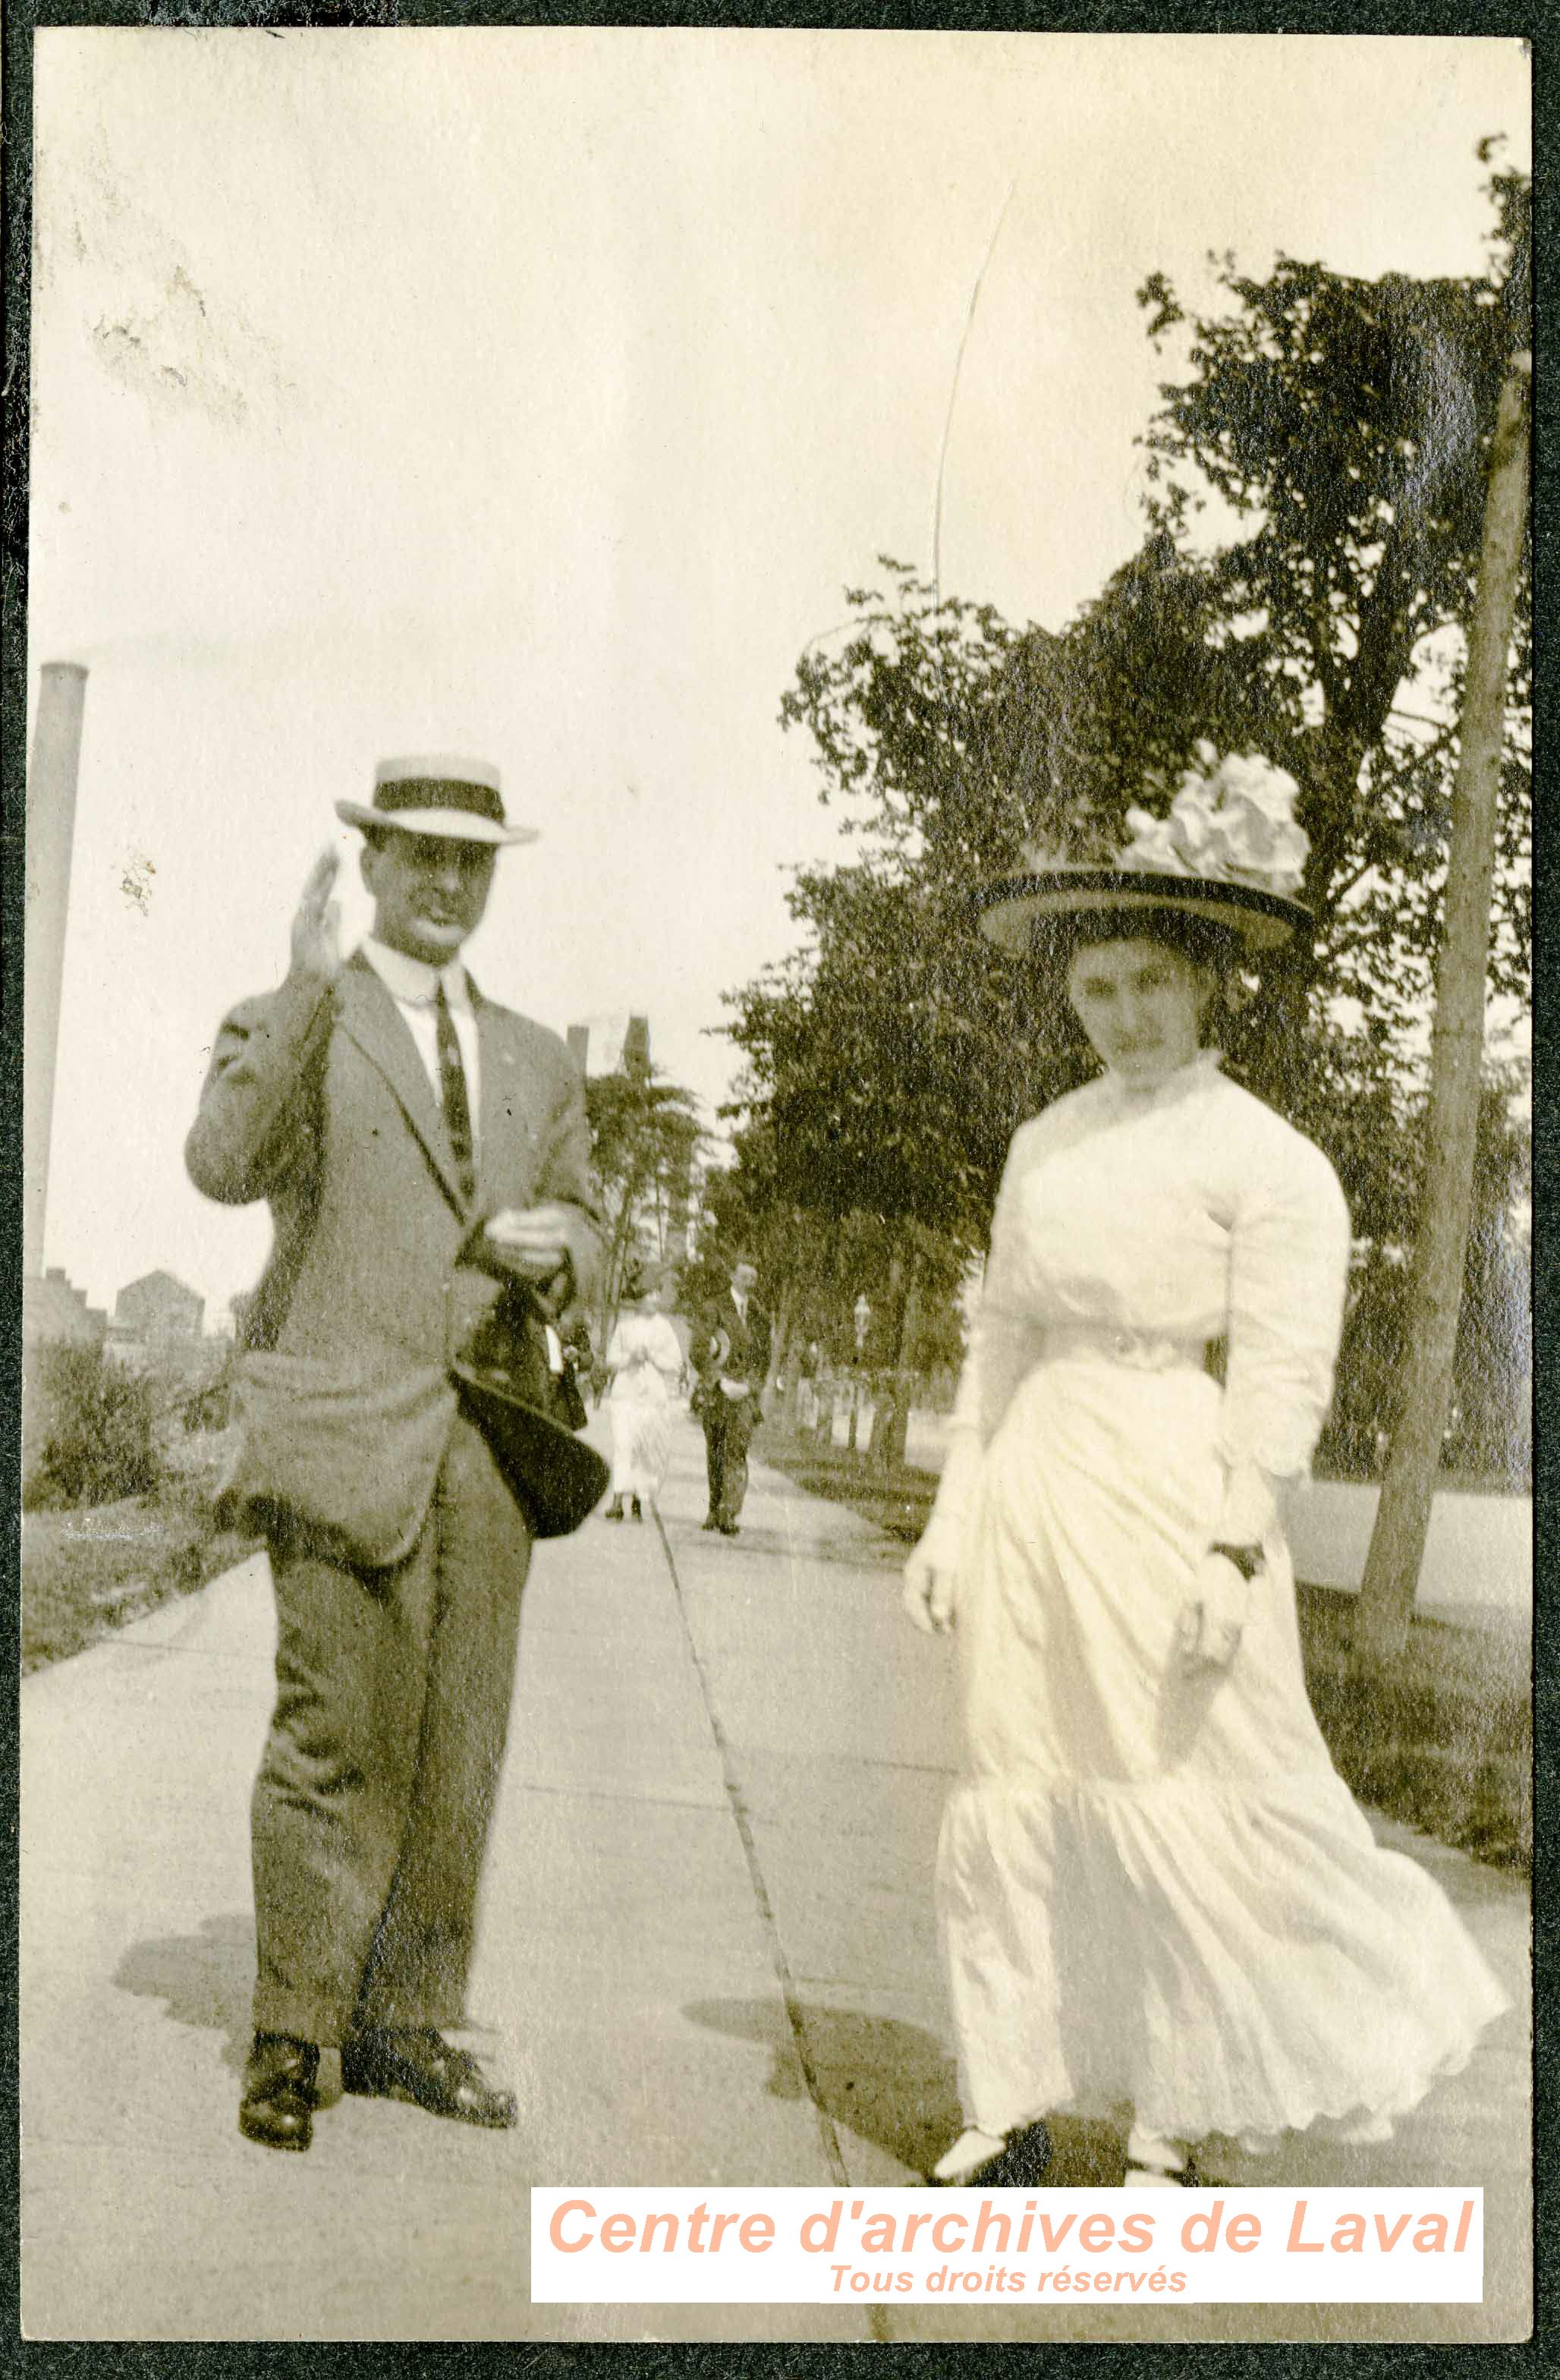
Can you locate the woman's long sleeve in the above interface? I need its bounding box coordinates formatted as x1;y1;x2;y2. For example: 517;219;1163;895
1214;1125;1352;1538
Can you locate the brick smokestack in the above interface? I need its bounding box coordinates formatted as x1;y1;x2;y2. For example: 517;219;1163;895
24;662;88;1283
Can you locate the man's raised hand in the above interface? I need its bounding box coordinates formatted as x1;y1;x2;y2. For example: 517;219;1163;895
291;847;343;984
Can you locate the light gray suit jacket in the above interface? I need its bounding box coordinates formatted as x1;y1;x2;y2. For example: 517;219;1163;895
187;949;599;1563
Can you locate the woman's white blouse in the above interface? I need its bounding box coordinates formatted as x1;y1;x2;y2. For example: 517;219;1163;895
605;1311;684;1390
948;1053;1352;1486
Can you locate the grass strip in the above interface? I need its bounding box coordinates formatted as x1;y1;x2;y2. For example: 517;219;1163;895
21;1496;257;1675
759;1425;1530;1875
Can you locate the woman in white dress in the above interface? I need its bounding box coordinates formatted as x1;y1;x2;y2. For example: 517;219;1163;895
903;754;1507;2189
603;1270;685;1522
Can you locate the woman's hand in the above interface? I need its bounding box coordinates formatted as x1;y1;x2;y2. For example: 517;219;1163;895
1175;1550;1253;1671
902;1538;958;1637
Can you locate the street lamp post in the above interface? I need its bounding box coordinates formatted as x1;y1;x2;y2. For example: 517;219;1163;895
848;1295;872;1451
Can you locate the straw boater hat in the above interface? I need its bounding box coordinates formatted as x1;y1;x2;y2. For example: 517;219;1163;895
335;754;539;846
975;748;1313;959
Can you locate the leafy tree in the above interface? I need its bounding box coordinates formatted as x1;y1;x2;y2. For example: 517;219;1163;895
585;1064;704;1344
1114;152;1528;1011
725;155;1530;1495
683;1115;969;1431
1353;340;1531;1675
745;165;1525;1116
781;564;1066;875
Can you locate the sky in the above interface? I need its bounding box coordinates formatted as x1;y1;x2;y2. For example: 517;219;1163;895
28;28;1530;1318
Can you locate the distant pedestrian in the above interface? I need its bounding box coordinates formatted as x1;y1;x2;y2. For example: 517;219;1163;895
693;1256;770;1536
602;1268;684;1522
559;1313;596;1431
904;755;1506;2189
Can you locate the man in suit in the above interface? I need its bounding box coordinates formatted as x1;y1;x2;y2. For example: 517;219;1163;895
187;756;599;2153
693;1256;770;1536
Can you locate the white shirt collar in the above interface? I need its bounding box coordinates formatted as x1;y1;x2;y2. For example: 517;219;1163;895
360;936;470;1009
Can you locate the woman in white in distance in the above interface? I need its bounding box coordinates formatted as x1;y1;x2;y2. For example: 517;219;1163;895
602;1267;685;1522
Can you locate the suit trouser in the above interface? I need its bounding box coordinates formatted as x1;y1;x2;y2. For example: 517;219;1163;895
701;1393;755;1525
250;1410;531;2045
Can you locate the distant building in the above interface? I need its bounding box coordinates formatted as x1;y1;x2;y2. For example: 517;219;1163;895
566;1012;651;1079
23;1267;107;1351
112;1270;205;1352
21;1270;109;1480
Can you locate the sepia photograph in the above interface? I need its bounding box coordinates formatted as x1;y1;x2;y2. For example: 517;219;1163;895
18;20;1533;2346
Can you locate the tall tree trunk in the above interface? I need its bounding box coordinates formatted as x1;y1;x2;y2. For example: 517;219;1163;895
1350;355;1530;1680
870;1242;922;1466
866;1245;904;1462
766;1277;796;1419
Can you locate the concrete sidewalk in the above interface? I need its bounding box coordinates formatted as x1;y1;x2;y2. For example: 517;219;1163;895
21;1416;1530;2342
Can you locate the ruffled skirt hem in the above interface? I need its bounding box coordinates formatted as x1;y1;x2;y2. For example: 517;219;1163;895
938;1771;1510;2148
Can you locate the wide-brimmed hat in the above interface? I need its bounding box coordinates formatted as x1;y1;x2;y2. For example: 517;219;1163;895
336;754;539;847
977;749;1314;959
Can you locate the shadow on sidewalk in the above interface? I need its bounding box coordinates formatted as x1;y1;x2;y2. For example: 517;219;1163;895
112;1911;256;2073
685;1997;1123;2183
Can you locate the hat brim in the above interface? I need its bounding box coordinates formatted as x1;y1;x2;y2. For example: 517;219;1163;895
975;867;1312;958
335;800;538;846
451;1363;609;1537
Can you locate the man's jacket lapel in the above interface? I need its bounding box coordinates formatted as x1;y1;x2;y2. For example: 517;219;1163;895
473;989;539;1214
334;952;467;1217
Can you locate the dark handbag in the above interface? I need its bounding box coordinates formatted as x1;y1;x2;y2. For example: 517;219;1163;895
555;1361;590;1435
448;1227;608;1539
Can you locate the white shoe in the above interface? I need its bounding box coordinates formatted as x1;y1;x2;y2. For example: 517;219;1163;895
1336;2111;1395;2145
1124;2126;1193;2186
931;2128;1007;2183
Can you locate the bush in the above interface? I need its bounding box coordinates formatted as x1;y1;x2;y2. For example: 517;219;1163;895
24;1346;162;1512
179;1368;234;1433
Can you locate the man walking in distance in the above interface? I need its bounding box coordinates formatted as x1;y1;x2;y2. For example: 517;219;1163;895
186;757;599;2153
694;1256;770;1536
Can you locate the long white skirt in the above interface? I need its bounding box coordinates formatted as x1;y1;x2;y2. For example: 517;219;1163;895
938;1351;1508;2145
608;1384;673;1501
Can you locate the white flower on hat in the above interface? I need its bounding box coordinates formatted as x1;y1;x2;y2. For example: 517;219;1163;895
1119;749;1307;899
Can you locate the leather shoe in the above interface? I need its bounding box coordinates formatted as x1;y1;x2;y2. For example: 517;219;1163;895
239;2033;319;2152
716;1519;741;1537
341;2028;517;2128
700;1516;719;1531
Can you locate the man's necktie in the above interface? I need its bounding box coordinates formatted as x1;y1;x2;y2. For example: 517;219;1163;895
433;981;476;1206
